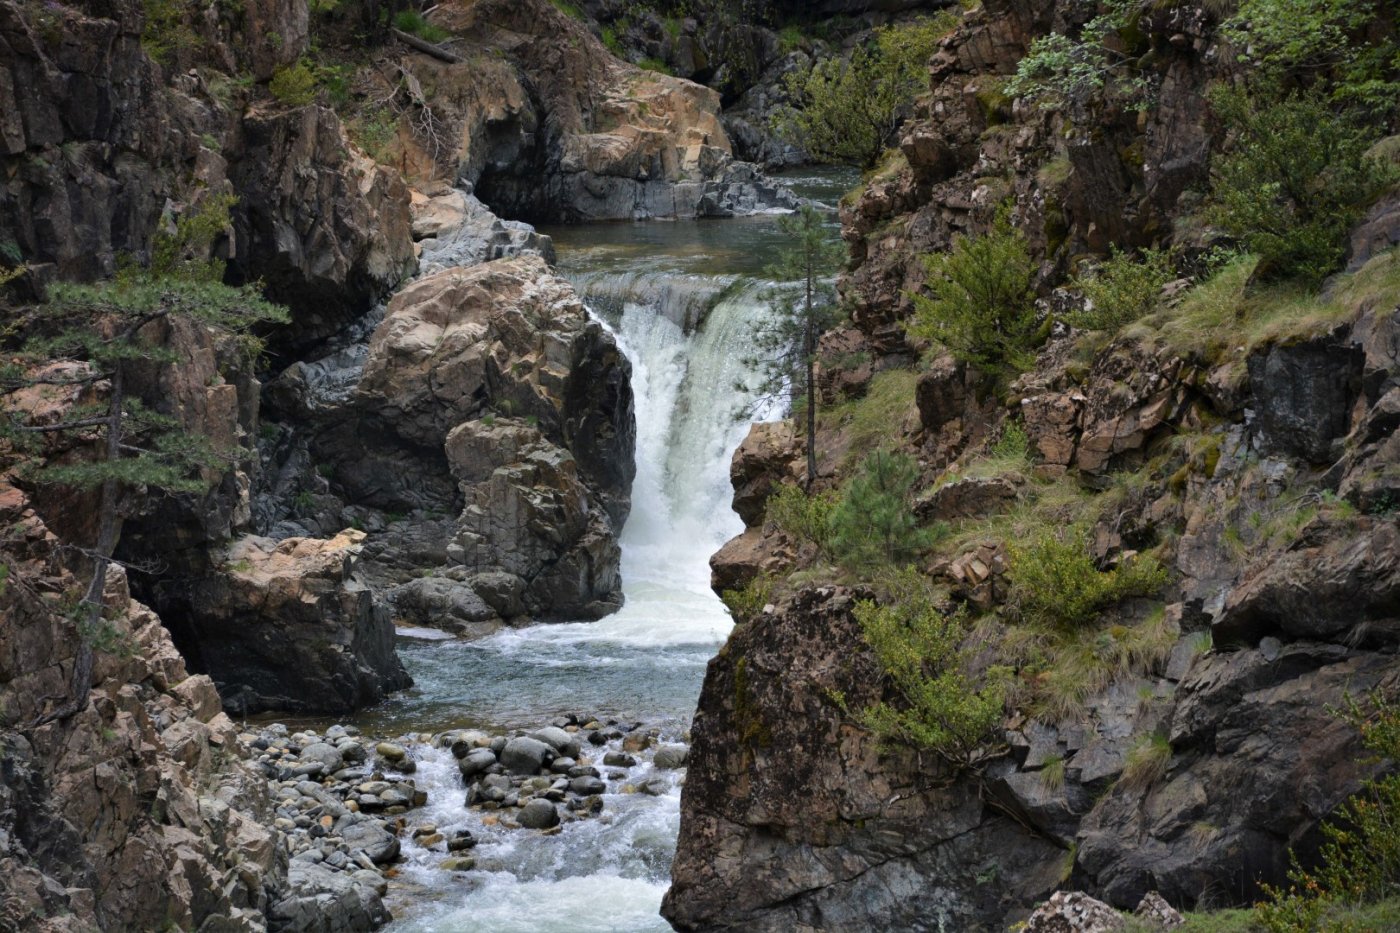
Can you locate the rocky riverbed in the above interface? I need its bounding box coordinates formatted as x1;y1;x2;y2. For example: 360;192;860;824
242;711;689;929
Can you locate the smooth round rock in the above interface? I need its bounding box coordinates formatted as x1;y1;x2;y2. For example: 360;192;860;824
375;742;407;762
457;748;498;779
653;745;689;770
500;736;554;775
517;799;560;830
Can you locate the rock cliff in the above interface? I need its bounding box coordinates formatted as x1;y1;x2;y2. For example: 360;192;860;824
666;1;1400;929
0;481;391;931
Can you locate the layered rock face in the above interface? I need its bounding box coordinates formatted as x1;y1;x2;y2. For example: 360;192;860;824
0;0;414;327
389;0;797;221
667;1;1400;928
0;483;321;931
672;300;1400;932
178;530;409;715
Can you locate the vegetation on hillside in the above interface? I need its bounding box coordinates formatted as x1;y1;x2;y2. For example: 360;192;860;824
773;13;958;168
909;211;1041;379
0;197;287;726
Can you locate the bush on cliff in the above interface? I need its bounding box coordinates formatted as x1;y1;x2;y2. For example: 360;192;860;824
910;213;1042;378
829;449;932;571
773;14;958;168
1007;525;1167;631
0;196;287;726
1255;690;1400;932
1208;87;1395;287
857;591;1008;768
1222;0;1400;119
766;483;838;555
1068;247;1175;333
1004;0;1150;111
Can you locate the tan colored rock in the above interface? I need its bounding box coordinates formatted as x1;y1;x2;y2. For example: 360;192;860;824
729;421;800;527
182;529;409;714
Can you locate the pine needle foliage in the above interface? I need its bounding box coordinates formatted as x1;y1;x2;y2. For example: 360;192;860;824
0;195;287;727
857;593;1008;769
829;449;932;571
910;213;1041;378
773;14;957;168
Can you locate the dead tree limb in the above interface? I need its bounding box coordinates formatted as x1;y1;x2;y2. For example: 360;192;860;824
391;27;462;64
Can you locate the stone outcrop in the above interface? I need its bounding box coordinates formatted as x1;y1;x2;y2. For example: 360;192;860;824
0;482;390;932
0;0;415;330
383;0;797;222
176;530;410;715
229;105;417;351
276;255;635;627
662;586;1065;932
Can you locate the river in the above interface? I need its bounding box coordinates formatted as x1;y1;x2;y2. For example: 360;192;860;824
348;169;853;932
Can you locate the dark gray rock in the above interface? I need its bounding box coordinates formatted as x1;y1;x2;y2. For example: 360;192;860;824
517;799;560;830
500;737;555;775
458;749;499;780
529;727;582;760
1247;336;1363;464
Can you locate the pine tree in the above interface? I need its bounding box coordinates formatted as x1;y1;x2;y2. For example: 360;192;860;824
745;204;844;489
910;212;1040;377
0;196;288;726
829;449;930;570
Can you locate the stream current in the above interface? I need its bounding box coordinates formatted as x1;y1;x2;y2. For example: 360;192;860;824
350;170;852;932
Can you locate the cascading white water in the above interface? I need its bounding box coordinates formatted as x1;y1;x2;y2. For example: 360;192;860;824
378;260;782;933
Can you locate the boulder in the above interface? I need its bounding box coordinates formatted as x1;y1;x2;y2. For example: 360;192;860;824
1024;891;1125;933
517;799;561;830
458;749;499;779
530;727;582;759
500;737;555;775
182;530;411;715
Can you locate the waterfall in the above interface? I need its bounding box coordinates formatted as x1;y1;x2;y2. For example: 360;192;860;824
378;270;776;933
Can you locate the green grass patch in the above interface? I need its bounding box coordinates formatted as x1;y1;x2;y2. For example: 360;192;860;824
392;10;449;42
818;368;920;471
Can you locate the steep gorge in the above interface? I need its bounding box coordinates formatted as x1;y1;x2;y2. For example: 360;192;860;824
665;1;1400;930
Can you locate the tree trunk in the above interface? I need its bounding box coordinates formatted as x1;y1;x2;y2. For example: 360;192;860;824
30;368;123;728
804;255;817;490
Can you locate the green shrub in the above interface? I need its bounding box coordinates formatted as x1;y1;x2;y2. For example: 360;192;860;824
601;26;622;55
1068;247;1175;332
348;107;397;163
777;24;805;54
392;10;449;42
269;62;317;106
1003;0;1150;110
830;450;932;571
721;574;774;625
1209;87;1396;287
1008;525;1167;630
857;596;1008;768
141;0;201;65
766;483;838;553
1256;691;1400;931
910;213;1041;377
773;13;958;168
637;57;672;75
1221;0;1398;118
